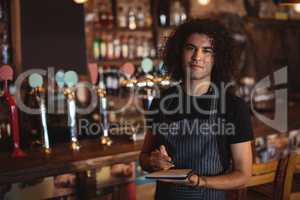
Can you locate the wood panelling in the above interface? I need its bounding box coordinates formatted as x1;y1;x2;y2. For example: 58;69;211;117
19;0;87;73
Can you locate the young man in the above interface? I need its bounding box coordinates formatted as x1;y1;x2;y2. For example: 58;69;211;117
140;19;253;200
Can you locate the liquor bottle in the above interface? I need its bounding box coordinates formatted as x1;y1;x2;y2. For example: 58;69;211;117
0;0;3;20
128;35;136;59
136;6;145;28
144;3;152;27
149;39;156;58
93;37;101;61
136;37;144;58
170;0;181;26
100;34;107;59
106;35;114;60
106;70;113;95
121;36;129;59
158;0;170;27
142;37;150;58
92;7;100;27
117;6;127;28
179;3;187;23
0;0;8;22
99;5;108;27
1;32;10;64
111;67;119;96
128;7;137;30
107;9;114;28
113;37;121;59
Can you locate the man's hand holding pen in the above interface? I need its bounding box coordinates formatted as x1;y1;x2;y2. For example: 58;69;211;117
149;145;175;170
148;145;206;188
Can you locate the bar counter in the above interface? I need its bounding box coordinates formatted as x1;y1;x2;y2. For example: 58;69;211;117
0;138;143;185
0;101;299;186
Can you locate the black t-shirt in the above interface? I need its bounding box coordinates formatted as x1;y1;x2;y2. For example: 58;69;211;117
145;85;253;171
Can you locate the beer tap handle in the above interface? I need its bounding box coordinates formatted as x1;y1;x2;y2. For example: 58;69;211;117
29;73;51;154
64;71;80;150
0;65;26;157
88;63;99;85
64;71;78;88
141;58;153;74
55;70;65;113
120;62;135;79
55;70;65;89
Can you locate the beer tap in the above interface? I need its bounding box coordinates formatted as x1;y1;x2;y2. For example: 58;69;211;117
63;71;80;151
28;73;51;154
97;67;112;146
140;58;155;109
55;70;65;114
0;65;26;157
119;62;136;88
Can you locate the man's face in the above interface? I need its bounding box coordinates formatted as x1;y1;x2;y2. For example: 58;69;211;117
182;33;214;81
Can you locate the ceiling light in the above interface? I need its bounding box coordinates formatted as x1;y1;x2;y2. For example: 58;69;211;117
294;4;300;12
74;0;88;4
198;0;210;6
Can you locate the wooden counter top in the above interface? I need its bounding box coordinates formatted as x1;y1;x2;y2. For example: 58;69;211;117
0;101;299;185
0;138;143;185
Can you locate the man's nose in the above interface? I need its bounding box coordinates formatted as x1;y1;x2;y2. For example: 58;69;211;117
192;49;204;61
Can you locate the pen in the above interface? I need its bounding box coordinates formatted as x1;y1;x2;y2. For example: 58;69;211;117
164;159;175;168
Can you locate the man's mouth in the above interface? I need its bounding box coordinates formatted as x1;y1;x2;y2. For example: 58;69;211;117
189;63;203;69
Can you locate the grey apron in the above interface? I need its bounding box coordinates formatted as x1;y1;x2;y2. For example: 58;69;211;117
155;88;226;200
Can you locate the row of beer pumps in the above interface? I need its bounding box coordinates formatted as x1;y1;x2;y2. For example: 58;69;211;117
0;58;173;157
28;70;85;153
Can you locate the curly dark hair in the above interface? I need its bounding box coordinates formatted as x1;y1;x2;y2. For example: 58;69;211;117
163;18;236;87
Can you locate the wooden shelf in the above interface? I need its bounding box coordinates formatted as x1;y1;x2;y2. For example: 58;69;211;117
92;57;161;66
245;17;300;27
94;26;153;33
157;25;177;31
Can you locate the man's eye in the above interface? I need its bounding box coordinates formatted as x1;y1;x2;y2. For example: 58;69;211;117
203;48;214;54
184;45;195;51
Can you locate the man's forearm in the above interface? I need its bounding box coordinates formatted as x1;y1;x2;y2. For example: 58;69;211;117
199;170;250;190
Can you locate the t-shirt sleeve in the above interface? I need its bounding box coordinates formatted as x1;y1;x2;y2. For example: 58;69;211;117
228;96;254;144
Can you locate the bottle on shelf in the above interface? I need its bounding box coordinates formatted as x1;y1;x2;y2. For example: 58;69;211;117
113;37;121;59
136;37;144;58
121;35;129;59
142;37;150;58
107;9;114;28
170;0;182;26
158;0;170;27
179;3;187;23
104;66;118;96
128;7;137;30
117;6;127;28
93;36;101;61
99;34;107;60
0;0;3;21
106;35;114;60
128;35;136;59
111;67;120;96
1;32;10;65
145;8;152;27
149;39;156;58
136;6;145;28
92;7;100;26
98;5;109;27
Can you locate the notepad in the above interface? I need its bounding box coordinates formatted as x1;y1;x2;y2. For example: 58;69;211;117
145;169;192;180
